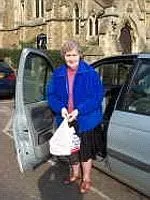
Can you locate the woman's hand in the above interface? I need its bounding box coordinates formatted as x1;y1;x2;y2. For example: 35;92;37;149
61;107;69;119
68;109;79;122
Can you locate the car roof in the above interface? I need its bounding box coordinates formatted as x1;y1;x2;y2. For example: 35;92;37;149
92;53;150;67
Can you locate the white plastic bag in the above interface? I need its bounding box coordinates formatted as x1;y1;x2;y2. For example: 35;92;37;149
49;118;75;156
70;132;80;153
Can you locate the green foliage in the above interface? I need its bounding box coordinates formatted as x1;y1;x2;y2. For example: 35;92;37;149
46;50;64;67
0;48;64;69
0;48;21;68
19;38;36;48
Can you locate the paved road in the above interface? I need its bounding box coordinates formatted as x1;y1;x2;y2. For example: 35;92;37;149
0;99;149;200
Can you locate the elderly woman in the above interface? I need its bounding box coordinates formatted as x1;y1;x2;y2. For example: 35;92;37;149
47;40;104;193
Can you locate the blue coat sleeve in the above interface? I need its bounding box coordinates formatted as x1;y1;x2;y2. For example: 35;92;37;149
46;73;65;114
76;71;104;115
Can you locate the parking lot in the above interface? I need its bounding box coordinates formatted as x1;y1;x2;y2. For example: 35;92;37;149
0;99;149;200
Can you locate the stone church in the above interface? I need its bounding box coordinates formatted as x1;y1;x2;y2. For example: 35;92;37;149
0;0;150;61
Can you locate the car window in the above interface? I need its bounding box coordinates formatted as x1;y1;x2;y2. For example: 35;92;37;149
95;60;133;118
96;62;131;86
120;60;150;115
0;62;12;71
0;62;10;68
23;53;52;104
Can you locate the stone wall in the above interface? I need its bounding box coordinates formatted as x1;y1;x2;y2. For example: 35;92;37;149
0;0;150;60
1;29;20;48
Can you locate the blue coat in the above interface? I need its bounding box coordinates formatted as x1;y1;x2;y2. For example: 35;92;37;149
47;60;104;134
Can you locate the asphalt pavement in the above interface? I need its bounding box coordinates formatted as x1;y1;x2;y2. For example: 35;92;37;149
0;99;149;200
0;99;103;200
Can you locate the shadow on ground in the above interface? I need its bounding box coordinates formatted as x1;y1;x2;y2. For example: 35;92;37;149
38;161;83;200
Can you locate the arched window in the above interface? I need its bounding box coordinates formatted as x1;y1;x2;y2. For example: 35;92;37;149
95;18;99;35
119;22;132;54
41;0;44;17
89;18;93;36
36;0;44;18
36;0;39;18
74;3;80;35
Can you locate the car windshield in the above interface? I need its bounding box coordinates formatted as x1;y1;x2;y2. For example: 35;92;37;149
0;62;10;69
0;62;13;73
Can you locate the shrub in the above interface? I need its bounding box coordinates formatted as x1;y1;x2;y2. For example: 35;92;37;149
0;48;64;69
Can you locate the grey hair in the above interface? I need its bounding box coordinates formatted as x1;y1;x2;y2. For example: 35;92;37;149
60;40;82;58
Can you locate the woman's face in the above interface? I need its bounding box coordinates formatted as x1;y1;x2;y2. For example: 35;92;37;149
64;48;80;69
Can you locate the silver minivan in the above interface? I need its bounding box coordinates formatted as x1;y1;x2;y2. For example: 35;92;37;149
13;48;150;197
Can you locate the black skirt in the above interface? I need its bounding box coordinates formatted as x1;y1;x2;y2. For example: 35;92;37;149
69;124;104;164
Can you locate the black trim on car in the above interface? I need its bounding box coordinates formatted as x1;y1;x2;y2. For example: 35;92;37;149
91;54;138;68
108;148;150;173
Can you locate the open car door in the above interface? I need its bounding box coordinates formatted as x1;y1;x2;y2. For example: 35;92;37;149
13;48;54;173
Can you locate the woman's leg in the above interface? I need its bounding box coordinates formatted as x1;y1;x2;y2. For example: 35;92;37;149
71;163;80;178
82;158;92;181
80;158;92;193
70;151;80;177
64;152;80;184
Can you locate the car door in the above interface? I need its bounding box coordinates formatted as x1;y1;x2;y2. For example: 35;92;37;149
13;48;54;173
93;58;133;158
107;57;150;196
